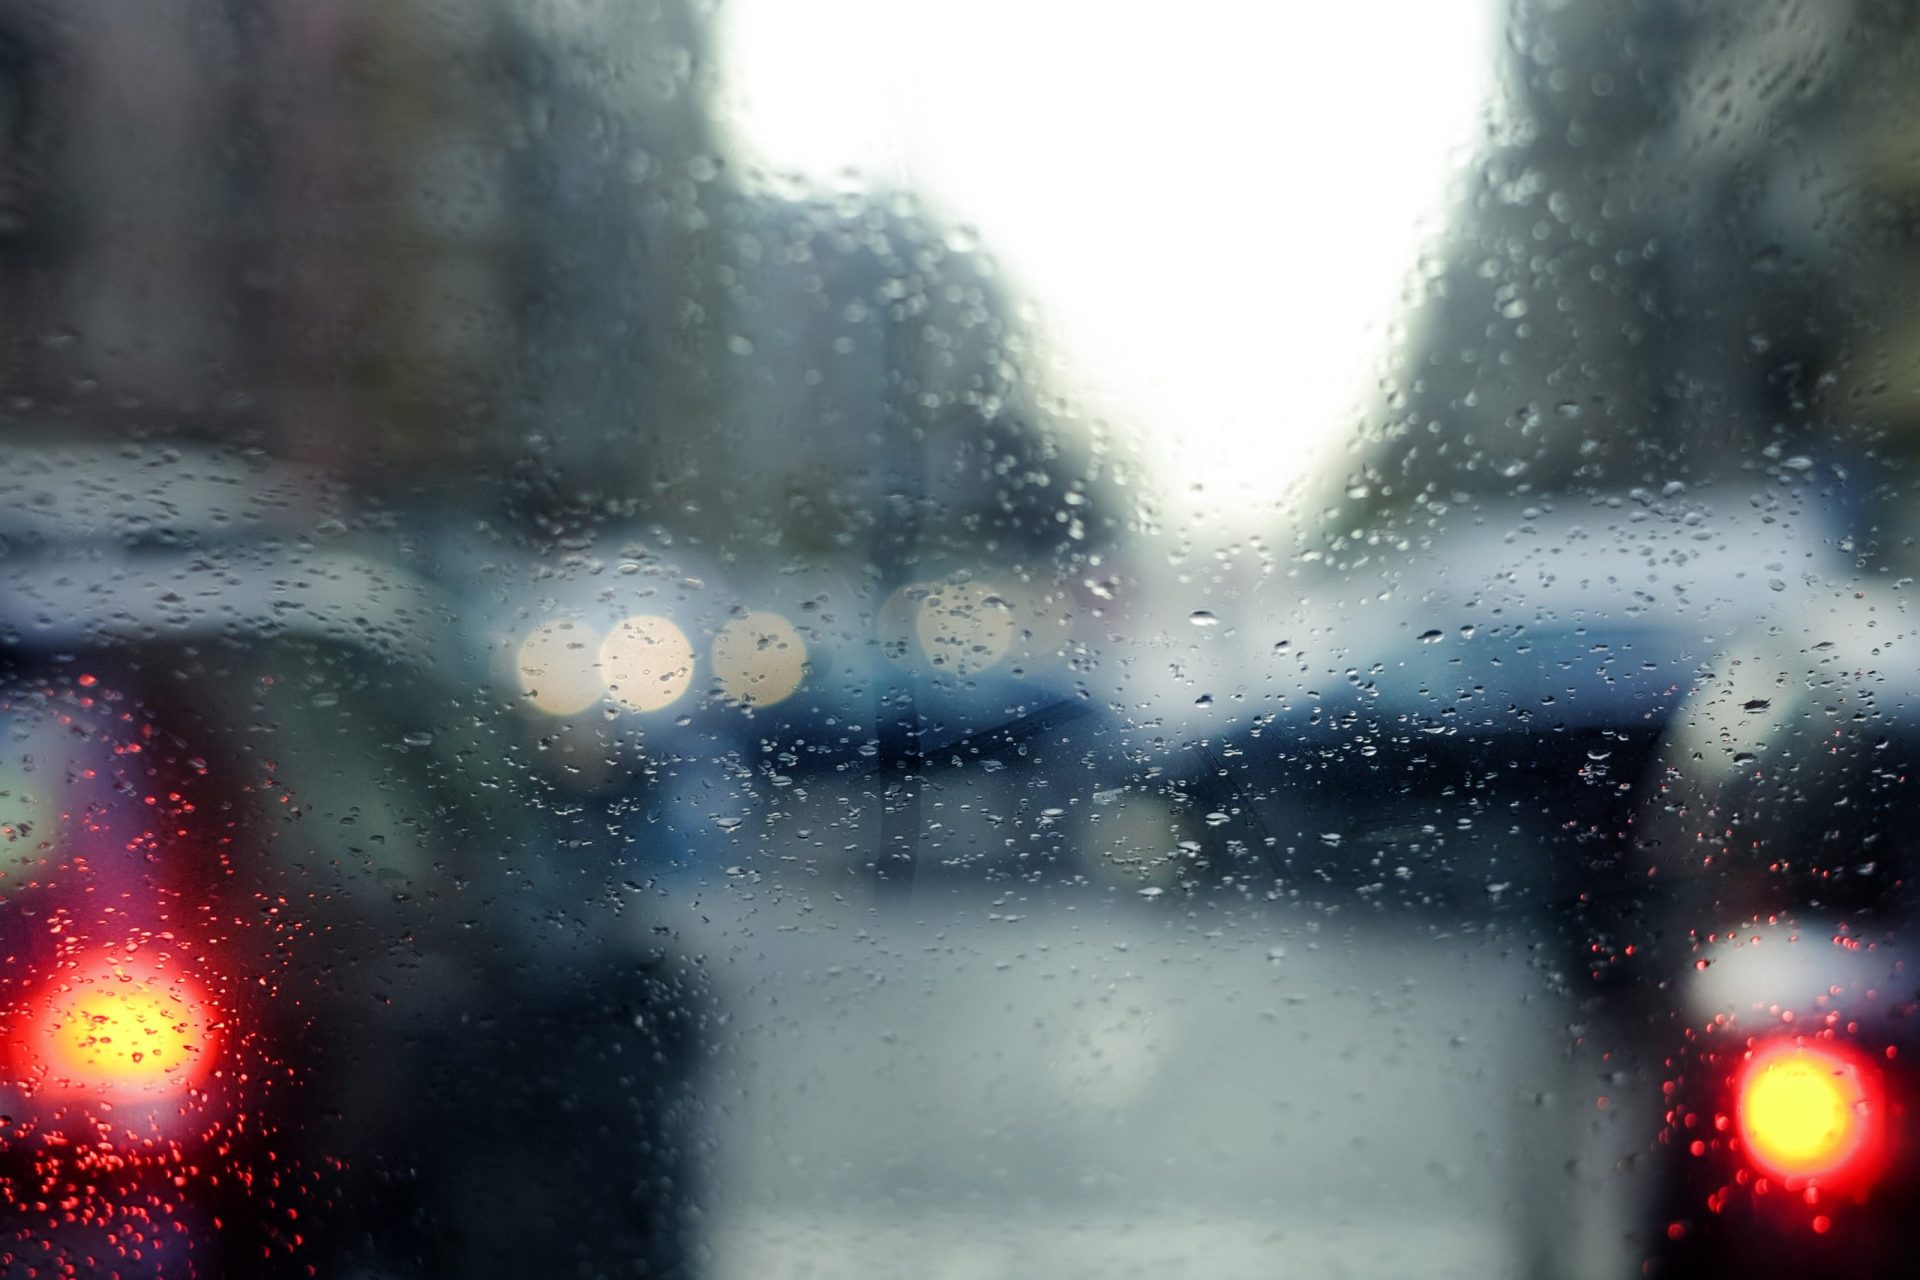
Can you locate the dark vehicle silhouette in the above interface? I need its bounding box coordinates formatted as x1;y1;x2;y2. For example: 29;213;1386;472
1621;588;1920;1279
0;454;708;1278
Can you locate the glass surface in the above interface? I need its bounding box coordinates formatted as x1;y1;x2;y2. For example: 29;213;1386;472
2;3;1918;1278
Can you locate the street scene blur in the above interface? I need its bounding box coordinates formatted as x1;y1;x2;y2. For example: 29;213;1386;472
3;2;1920;1278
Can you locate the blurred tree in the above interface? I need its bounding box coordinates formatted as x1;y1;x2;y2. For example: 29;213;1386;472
1323;0;1920;569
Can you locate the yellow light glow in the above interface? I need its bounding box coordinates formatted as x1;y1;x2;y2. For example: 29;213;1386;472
1738;1045;1872;1180
30;963;218;1098
714;611;807;706
599;614;695;712
915;580;1014;675
516;619;606;715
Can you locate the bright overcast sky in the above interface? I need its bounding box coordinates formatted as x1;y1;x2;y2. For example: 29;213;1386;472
716;1;1499;535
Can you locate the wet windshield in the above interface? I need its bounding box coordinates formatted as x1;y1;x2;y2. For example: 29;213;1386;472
3;3;1919;1278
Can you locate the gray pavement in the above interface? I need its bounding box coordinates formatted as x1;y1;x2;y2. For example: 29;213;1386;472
681;889;1643;1279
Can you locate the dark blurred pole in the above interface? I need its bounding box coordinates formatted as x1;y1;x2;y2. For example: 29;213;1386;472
874;307;926;897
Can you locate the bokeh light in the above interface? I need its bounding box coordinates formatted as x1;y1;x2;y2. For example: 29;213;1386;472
915;579;1014;675
22;957;219;1100
713;611;807;707
599;614;696;712
1736;1040;1882;1184
0;767;55;890
516;618;606;715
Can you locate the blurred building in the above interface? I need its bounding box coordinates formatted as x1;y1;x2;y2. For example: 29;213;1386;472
1325;0;1920;571
0;0;1115;577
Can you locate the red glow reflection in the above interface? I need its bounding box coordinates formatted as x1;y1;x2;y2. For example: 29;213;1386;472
13;954;220;1100
1735;1039;1884;1187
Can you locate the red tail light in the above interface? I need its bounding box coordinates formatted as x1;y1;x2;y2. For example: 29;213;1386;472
15;954;220;1101
1735;1039;1884;1187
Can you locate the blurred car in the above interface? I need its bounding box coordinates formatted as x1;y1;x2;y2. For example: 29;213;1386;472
0;446;708;1278
1623;583;1920;1278
1140;483;1872;1275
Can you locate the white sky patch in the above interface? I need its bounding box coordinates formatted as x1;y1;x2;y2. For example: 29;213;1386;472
717;1;1498;535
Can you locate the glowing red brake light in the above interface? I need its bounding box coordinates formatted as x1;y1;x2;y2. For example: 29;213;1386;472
18;955;220;1100
1735;1040;1883;1186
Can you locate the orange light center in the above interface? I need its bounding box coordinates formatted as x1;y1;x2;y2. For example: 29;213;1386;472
27;962;218;1098
1736;1043;1876;1182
